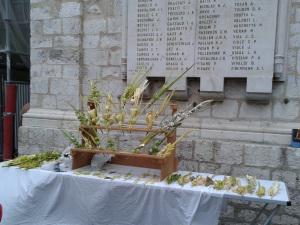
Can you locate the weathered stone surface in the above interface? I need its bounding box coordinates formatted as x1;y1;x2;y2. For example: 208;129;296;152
290;23;300;34
83;35;100;48
42;65;62;77
109;48;121;66
176;141;194;160
289;34;300;48
237;210;258;222
286;147;300;169
244;144;282;168
29;127;54;147
31;77;49;94
298;50;300;74
54;36;80;48
296;8;300;22
108;17;122;33
41;95;57;109
44;19;62;34
100;34;121;48
31;21;43;35
59;2;81;18
232;166;270;179
82;66;102;79
31;65;42;78
286;75;300;98
239;103;272;120
31;36;52;49
48;49;79;64
272;215;299;225
194;140;214;162
198;162;219;174
50;78;79;96
83;18;106;34
31;49;48;64
179;160;199;172
63;65;80;78
31;4;54;20
212;100;239;119
101;66;121;78
56;95;80;110
273;100;300;120
63;18;81;34
224;79;246;99
215;142;243;165
272;170;297;189
83;49;108;66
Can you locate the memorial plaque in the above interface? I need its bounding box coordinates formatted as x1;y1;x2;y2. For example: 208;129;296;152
127;0;278;94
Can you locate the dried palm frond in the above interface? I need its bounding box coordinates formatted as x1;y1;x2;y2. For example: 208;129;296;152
62;130;81;148
177;173;192;186
205;176;215;186
246;175;257;194
214;180;225;190
131;80;149;106
88;80;101;103
268;182;280;198
233;185;248;196
256;182;266;198
157;130;193;157
191;176;206;186
146;111;154;130
120;70;148;108
144;65;193;110
160;100;213;130
224;176;238;189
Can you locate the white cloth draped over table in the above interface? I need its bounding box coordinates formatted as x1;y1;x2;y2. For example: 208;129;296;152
0;166;224;225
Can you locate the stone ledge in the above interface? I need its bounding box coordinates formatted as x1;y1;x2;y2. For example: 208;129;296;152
21;108;297;145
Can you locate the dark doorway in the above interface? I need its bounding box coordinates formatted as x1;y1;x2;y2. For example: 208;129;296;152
0;0;30;160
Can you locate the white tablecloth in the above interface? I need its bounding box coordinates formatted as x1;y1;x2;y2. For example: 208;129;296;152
0;165;224;225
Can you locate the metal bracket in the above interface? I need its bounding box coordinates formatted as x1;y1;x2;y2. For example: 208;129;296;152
250;204;280;225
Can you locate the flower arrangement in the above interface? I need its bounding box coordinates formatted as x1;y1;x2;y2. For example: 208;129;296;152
64;67;213;158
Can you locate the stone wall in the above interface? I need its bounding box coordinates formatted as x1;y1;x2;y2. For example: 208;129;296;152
19;0;300;224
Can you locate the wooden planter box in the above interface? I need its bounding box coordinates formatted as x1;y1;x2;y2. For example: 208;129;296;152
71;105;179;180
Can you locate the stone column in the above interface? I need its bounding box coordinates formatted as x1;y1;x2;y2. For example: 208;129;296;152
19;0;83;153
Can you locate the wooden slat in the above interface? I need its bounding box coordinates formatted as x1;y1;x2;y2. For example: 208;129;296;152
71;104;179;180
71;148;165;160
80;125;167;133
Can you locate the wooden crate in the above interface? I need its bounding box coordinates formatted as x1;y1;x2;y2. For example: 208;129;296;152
71;105;178;180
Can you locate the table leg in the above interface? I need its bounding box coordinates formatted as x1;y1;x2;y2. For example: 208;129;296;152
250;203;268;225
262;205;280;225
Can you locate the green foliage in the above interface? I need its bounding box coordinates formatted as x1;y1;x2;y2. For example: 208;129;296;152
106;138;116;151
166;173;181;184
149;141;162;155
5;151;61;170
62;130;81;148
214;180;225;190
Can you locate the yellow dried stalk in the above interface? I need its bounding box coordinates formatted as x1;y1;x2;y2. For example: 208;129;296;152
145;111;154;130
191;176;206;186
256;182;266;198
145;91;174;130
157;130;193;157
233;185;248;196
224;176;238;190
268;182;280;198
246;175;257;194
120;70;148;108
178;173;192;186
